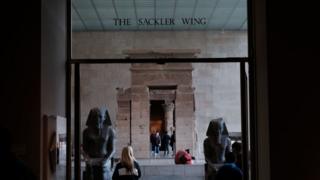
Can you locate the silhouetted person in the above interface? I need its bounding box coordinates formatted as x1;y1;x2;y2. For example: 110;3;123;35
170;131;175;156
161;131;170;156
150;131;160;157
232;141;242;169
0;127;37;180
215;152;243;180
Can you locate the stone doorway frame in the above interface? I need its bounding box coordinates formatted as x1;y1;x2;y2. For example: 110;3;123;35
116;63;196;159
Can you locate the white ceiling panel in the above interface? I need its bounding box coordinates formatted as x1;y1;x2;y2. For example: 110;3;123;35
176;0;197;7
194;7;213;17
72;0;247;31
85;20;104;30
76;9;98;20
156;0;176;7
137;8;154;18
135;0;154;7
73;0;91;8
115;0;134;7
96;8;116;18
93;0;113;7
156;9;174;18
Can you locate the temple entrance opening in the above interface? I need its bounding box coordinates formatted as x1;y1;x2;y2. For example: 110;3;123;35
150;100;165;134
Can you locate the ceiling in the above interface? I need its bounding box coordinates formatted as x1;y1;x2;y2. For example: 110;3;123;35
72;0;247;31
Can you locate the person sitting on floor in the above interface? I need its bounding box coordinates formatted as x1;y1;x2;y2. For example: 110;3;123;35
174;149;192;164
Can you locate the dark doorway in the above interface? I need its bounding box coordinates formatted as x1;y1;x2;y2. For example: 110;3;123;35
150;100;165;134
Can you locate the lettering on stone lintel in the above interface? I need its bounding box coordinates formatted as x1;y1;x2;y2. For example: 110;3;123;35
113;18;207;26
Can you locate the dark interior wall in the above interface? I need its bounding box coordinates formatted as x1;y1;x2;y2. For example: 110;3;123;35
266;1;320;180
1;0;66;179
41;0;66;179
41;0;66;120
0;0;42;179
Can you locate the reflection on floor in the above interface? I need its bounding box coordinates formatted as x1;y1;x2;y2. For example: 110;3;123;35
55;143;66;180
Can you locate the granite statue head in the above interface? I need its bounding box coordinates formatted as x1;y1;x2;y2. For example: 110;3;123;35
86;107;103;129
206;117;229;143
103;108;112;126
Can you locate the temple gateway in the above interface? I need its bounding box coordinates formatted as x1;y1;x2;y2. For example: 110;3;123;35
116;63;196;158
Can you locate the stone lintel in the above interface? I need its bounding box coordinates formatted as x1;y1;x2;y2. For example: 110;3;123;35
131;86;149;94
177;85;195;93
116;88;131;99
130;63;194;71
117;100;130;107
149;94;175;101
116;114;129;121
123;49;200;59
149;89;176;101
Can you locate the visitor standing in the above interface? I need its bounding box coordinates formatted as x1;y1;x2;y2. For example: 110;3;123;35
150;131;161;157
161;131;171;157
154;132;161;157
150;131;156;157
170;131;176;156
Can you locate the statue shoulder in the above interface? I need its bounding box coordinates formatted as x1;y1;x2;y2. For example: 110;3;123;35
83;128;90;136
108;127;115;136
203;137;210;145
102;126;115;138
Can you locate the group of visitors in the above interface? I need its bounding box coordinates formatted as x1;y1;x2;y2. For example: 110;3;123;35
150;130;175;158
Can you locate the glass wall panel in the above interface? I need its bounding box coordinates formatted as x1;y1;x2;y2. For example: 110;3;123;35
71;62;245;179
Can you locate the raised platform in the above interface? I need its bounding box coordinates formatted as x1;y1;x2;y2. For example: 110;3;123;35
137;158;205;165
137;159;205;180
58;158;208;180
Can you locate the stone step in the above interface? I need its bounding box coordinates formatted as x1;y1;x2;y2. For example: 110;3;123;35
137;158;206;165
138;159;205;180
141;176;204;180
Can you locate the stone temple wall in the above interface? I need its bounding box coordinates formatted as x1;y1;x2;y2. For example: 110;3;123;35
192;63;241;159
79;64;131;143
72;31;247;59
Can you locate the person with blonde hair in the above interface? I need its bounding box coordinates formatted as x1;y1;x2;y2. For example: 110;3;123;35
112;146;141;180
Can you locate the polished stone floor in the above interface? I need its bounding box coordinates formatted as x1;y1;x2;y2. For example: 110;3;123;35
55;145;206;180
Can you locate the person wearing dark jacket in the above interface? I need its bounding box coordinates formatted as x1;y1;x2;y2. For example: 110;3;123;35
0;128;37;180
170;131;175;156
215;152;243;180
112;146;141;180
161;131;171;156
150;132;161;158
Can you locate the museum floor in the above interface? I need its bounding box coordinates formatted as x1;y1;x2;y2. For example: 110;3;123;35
55;144;206;180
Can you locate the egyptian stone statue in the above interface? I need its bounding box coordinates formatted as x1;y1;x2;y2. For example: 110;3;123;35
203;117;230;180
82;107;115;180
